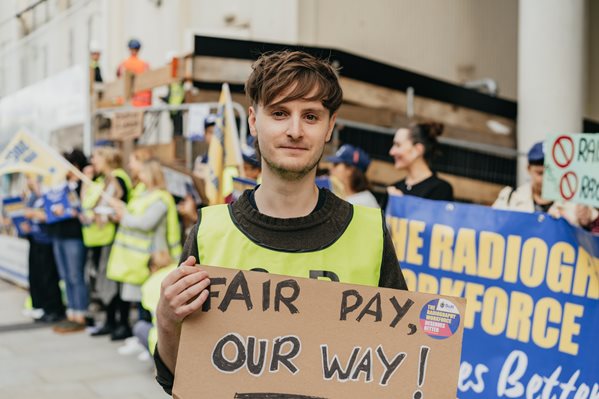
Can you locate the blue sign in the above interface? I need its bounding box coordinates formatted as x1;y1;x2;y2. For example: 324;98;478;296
386;195;599;399
2;196;30;236
43;183;80;224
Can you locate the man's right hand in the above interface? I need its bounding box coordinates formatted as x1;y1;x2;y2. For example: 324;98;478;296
157;256;211;326
155;256;211;373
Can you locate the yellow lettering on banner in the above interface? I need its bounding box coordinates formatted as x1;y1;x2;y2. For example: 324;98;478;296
559;303;583;355
505;291;533;343
478;231;505;280
417;272;439;294
439;277;466;297
463;282;485;329
481;287;508;336
503;235;522;283
387;217;408;262
402;268;417;292
519;238;548;288
573;246;599;299
429;224;454;270
452;228;477;276
407;220;425;265
531;297;561;349
547;242;575;294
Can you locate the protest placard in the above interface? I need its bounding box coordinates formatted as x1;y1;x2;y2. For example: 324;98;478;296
543;133;599;207
1;196;30;236
43;183;80;224
110;111;144;140
174;266;465;399
386;195;599;398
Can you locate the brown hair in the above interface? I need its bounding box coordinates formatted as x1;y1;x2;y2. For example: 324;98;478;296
245;50;343;115
94;147;123;171
348;166;370;193
409;122;444;164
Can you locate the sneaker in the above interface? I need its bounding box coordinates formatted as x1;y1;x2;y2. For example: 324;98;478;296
117;338;145;356
110;325;132;341
35;313;65;323
52;320;86;334
24;308;45;320
137;350;151;362
90;324;114;337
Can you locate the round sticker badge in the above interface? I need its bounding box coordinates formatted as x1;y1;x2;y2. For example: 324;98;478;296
419;298;461;340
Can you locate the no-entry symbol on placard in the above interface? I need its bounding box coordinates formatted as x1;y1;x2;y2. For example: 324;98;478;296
552;136;575;168
560;171;578;200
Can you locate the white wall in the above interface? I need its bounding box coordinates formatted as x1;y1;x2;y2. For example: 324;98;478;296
587;0;599;121
2;0;598;123
299;0;518;100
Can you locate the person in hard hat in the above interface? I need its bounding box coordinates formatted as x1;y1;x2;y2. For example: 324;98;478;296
117;39;151;107
89;41;103;83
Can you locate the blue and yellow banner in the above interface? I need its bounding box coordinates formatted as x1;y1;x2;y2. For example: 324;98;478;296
205;84;243;205
386;195;598;398
0;130;71;186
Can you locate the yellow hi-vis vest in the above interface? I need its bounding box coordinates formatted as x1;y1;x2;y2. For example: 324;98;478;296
141;263;177;355
81;169;132;247
197;204;383;286
107;189;182;285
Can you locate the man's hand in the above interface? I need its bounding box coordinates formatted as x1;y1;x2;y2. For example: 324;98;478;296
158;256;211;325
156;256;211;374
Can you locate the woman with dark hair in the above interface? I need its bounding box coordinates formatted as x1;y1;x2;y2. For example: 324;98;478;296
388;122;453;201
327;144;379;208
49;149;89;333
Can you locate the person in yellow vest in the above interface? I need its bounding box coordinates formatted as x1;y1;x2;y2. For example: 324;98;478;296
152;50;408;394
81;146;134;340
106;159;182;340
116;249;177;360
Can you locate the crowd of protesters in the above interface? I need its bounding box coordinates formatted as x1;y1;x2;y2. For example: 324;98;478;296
1;47;598;381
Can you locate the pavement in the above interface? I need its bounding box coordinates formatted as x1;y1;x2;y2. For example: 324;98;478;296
0;278;167;399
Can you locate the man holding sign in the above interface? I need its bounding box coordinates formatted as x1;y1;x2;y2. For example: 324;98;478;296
154;50;408;394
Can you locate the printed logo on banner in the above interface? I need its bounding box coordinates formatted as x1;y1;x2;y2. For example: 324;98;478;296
419;299;461;340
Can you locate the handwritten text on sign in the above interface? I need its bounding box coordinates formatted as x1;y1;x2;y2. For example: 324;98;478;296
173;266;465;399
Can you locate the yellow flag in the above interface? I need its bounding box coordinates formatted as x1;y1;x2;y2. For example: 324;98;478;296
205;84;243;204
0;130;72;186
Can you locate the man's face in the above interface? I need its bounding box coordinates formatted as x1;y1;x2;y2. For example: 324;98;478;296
248;88;336;181
528;164;544;194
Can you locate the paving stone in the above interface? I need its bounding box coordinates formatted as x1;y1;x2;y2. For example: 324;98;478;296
0;280;164;398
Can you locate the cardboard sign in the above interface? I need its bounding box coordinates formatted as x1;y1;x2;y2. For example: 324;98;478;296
543;133;599;207
111;111;144;140
174;266;465;399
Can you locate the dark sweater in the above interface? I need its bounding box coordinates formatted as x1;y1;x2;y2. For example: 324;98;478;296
154;188;407;394
394;174;454;201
